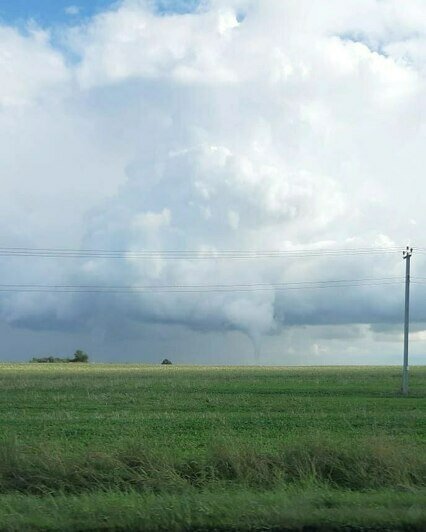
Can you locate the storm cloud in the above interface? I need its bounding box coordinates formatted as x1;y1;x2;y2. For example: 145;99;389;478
1;0;426;362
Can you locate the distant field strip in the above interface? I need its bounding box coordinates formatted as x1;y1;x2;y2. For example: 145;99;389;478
0;365;424;530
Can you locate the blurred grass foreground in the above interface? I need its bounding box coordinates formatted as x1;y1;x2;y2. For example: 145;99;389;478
0;364;424;530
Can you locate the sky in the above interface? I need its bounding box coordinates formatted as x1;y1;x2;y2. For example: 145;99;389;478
0;0;426;364
0;1;115;25
0;1;199;25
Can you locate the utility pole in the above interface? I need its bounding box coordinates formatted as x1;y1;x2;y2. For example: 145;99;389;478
402;246;413;396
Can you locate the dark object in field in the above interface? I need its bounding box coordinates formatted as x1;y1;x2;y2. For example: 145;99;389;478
161;358;172;365
31;350;89;364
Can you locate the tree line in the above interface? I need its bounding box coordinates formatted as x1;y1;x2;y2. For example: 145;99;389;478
31;350;89;364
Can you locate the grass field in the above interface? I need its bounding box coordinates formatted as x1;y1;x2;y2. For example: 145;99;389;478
0;364;425;530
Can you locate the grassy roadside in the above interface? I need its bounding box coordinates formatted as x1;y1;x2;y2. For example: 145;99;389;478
0;436;424;494
0;487;424;531
0;436;424;530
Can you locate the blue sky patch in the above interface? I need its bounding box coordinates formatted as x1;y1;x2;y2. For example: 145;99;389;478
0;0;201;27
0;0;116;26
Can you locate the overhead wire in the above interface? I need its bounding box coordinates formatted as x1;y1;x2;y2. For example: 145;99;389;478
0;277;404;294
0;245;412;294
0;245;406;260
0;276;402;289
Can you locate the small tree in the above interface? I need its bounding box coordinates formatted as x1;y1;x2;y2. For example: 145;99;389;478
161;358;172;365
71;350;89;363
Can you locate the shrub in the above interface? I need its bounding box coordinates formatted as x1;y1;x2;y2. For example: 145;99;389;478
70;350;89;363
161;359;172;365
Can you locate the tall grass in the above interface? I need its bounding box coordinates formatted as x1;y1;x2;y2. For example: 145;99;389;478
0;436;424;495
1;487;425;531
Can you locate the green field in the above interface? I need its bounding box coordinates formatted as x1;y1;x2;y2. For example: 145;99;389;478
0;364;425;530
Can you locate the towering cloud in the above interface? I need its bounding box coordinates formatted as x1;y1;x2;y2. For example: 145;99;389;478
0;0;426;361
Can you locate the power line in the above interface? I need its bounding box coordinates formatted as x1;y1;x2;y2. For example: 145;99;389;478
0;279;404;294
0;277;403;287
0;246;405;260
0;276;402;289
0;246;403;253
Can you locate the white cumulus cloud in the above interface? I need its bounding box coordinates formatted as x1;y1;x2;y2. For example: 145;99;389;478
0;0;426;362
